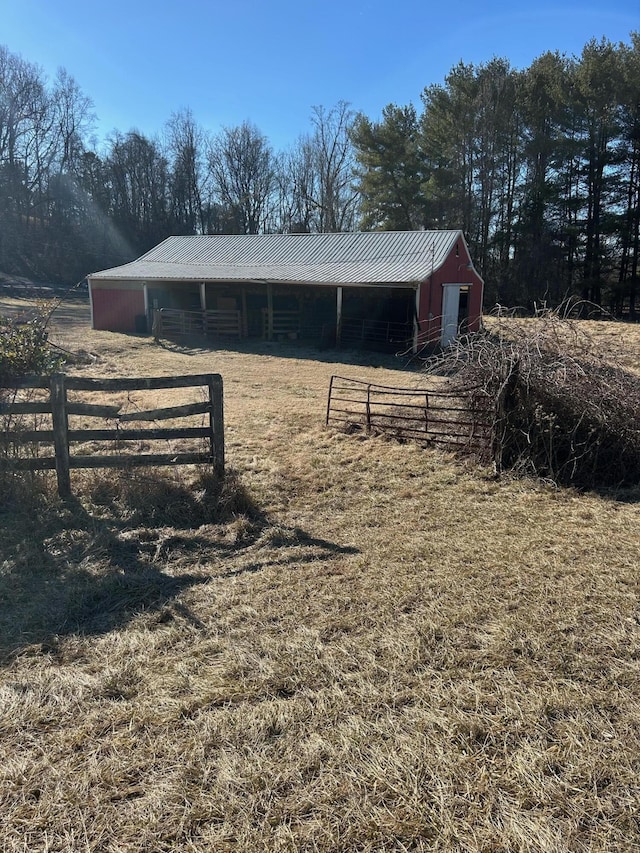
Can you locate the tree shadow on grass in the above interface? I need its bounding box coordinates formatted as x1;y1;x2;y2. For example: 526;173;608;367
0;496;212;659
0;468;360;661
217;526;360;580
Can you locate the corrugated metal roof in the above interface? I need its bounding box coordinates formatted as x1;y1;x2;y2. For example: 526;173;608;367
89;230;467;285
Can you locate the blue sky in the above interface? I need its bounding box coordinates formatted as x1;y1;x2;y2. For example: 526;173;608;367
2;0;638;151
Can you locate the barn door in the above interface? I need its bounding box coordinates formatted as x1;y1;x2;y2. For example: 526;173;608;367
441;285;461;346
441;284;470;346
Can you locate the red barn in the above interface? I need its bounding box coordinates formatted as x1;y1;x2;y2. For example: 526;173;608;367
87;230;483;351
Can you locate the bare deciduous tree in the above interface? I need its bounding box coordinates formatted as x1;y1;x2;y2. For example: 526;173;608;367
164;108;208;235
307;101;359;232
105;130;170;250
207;121;275;234
274;136;318;233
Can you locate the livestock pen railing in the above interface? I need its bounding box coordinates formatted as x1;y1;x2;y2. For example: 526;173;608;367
337;319;413;350
153;308;241;339
0;373;224;496
326;375;493;454
262;309;301;338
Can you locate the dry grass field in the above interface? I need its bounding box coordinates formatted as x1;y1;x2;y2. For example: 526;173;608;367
1;296;640;852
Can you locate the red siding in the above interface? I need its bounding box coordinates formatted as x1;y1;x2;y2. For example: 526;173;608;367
417;239;484;344
92;288;145;332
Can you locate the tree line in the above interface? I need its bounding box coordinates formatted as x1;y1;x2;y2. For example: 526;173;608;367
0;35;638;314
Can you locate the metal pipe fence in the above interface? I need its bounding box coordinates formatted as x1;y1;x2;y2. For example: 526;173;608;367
326;375;493;454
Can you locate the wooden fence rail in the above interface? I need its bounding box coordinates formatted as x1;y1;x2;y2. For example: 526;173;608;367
0;373;224;497
154;308;242;340
326;375;493;454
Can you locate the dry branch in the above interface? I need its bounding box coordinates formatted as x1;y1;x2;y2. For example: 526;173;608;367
424;308;640;489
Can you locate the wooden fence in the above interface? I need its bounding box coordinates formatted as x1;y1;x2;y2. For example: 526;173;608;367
153;308;242;339
0;373;224;497
261;309;301;339
326;375;493;454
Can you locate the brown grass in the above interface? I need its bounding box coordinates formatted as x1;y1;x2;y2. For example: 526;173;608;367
1;296;640;851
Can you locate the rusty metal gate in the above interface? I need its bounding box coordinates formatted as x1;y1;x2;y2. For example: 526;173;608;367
326;375;493;455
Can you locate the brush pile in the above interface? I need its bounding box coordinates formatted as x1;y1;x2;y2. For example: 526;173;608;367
425;308;640;490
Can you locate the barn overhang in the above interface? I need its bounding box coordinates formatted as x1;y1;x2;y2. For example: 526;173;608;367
88;274;423;350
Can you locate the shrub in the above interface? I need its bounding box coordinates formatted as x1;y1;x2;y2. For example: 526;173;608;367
0;304;63;384
0;304;64;491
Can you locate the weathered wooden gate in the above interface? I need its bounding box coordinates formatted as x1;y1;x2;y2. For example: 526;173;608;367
0;373;224;496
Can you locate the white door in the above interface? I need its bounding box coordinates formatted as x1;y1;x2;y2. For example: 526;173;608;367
441;285;461;346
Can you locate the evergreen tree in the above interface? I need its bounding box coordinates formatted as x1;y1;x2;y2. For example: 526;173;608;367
351;103;428;230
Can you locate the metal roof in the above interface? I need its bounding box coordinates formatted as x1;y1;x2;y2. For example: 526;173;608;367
89;230;469;286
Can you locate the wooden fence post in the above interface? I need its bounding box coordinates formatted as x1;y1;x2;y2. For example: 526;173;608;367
208;375;225;476
50;373;71;497
152;309;161;341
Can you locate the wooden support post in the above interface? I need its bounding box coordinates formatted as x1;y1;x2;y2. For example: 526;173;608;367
143;283;149;330
266;283;274;341
336;286;343;347
413;285;421;353
200;283;207;334
50;373;71;497
208;375;225;476
241;288;248;337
